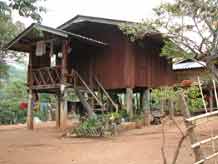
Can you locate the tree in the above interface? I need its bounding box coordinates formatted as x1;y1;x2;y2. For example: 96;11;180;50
0;0;46;81
0;0;46;22
120;0;218;80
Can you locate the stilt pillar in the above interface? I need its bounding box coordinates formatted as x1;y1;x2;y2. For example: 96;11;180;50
141;88;151;126
126;88;133;120
56;94;61;128
27;89;34;130
60;85;68;129
209;88;213;112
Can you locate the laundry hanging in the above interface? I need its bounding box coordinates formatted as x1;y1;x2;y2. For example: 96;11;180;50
36;41;46;56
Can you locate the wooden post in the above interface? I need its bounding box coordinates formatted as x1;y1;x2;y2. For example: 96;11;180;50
160;98;165;115
60;84;68;129
179;93;204;163
141;88;151;126
169;100;175;120
56;94;61;128
59;40;69;129
62;40;69;82
27;51;34;130
27;89;34;130
126;88;133;120
209;88;213;112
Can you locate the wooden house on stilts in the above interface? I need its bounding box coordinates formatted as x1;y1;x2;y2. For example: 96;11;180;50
6;15;176;129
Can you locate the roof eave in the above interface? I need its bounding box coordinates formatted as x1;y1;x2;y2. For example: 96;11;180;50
57;14;135;30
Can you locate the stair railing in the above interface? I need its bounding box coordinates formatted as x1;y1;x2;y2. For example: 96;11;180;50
70;69;104;108
94;76;118;112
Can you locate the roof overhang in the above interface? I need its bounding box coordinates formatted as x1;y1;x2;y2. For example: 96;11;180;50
58;15;134;30
5;23;108;53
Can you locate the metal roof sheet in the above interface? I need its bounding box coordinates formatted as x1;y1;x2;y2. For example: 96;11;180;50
173;61;206;70
5;23;108;52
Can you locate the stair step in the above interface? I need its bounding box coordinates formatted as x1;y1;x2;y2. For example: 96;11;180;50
93;108;107;112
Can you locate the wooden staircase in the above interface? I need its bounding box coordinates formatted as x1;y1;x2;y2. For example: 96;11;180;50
69;69;118;117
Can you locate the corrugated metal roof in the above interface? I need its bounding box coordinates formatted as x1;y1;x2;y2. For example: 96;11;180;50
173;61;206;70
5;23;108;52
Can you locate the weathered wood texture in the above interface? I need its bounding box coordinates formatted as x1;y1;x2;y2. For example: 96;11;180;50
67;22;176;90
175;68;208;83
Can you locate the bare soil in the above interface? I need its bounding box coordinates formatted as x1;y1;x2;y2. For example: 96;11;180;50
0;118;218;164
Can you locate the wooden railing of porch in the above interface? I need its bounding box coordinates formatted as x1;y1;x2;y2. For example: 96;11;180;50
29;66;62;89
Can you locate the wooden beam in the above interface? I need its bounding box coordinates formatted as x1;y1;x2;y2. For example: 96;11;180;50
56;94;61;128
60;84;68;129
186;110;218;122
38;70;47;85
61;40;69;83
46;68;55;84
194;152;218;164
27;89;34;130
192;135;218;149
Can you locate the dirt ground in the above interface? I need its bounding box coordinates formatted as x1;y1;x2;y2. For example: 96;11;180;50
1;118;218;164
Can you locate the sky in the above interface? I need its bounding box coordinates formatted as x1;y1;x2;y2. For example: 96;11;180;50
12;0;164;28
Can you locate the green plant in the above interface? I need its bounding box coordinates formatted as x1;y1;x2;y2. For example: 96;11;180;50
186;86;204;113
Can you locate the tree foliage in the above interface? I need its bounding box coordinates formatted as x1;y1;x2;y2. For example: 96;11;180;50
0;0;46;22
151;86;204;113
120;0;218;80
0;79;27;124
0;0;46;80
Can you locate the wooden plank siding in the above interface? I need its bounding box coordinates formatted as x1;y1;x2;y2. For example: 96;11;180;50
28;22;176;90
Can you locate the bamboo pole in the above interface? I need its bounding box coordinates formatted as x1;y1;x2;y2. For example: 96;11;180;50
186;110;218;122
213;79;218;108
197;76;207;112
192;136;218;149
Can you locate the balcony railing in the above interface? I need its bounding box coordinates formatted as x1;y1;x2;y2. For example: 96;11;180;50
29;66;62;88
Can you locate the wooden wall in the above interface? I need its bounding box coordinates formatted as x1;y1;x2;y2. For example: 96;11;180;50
27;22;176;90
67;22;176;90
175;69;208;83
69;23;127;89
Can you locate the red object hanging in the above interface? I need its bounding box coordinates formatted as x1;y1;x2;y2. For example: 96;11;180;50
19;102;28;110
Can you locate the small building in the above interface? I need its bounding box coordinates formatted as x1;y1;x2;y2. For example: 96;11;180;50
173;59;218;110
173;59;207;82
6;15;176;129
